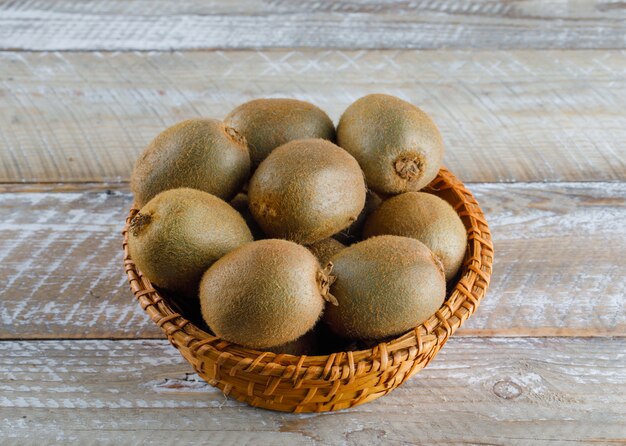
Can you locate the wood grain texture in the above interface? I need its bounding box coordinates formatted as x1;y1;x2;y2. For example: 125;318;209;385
0;189;161;339
1;0;626;50
1;50;625;184
1;183;624;339
0;182;129;193
0;338;624;444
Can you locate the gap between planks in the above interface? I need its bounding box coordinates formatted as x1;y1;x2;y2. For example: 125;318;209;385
1;180;625;193
1;330;624;341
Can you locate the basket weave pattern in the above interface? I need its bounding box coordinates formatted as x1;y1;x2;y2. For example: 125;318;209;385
122;168;494;413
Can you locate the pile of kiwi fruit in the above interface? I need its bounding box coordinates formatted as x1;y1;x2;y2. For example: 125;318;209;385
128;94;467;355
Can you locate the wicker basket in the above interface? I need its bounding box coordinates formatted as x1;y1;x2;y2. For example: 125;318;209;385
122;167;493;413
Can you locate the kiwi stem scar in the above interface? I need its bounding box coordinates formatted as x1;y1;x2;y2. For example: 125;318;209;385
129;212;152;236
394;154;424;181
224;126;247;146
318;263;338;306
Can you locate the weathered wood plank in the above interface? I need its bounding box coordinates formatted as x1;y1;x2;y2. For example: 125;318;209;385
0;182;128;194
0;183;624;339
1;0;625;50
0;189;162;339
0;338;624;444
464;181;626;337
1;51;625;184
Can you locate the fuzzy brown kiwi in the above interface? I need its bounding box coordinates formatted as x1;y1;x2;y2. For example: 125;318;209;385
363;192;467;281
265;329;319;356
229;193;266;240
333;190;382;245
336;94;444;195
131;118;250;207
248;138;366;245
224;98;335;168
323;235;446;340
306;238;346;266
128;188;253;299
199;239;336;349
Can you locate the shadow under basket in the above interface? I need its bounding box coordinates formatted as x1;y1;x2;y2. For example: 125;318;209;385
122;167;494;413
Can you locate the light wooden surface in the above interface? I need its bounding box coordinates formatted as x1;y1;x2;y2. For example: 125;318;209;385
1;183;624;339
1;0;626;50
2;50;625;183
1;1;625;444
1;338;624;444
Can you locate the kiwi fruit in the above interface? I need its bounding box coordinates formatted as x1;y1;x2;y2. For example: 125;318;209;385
265;329;319;356
323;235;446;340
336;94;444;195
248;138;367;244
307;238;345;266
225;98;335;168
363;192;467;281
230;193;265;240
333;190;382;245
199;239;334;349
131;118;250;207
127;188;253;298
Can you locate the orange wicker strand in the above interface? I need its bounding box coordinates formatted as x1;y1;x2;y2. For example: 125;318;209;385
122;168;494;413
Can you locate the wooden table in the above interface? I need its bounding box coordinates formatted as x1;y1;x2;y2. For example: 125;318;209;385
1;1;625;444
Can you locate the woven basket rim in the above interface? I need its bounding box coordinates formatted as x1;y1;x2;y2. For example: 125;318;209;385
123;167;494;373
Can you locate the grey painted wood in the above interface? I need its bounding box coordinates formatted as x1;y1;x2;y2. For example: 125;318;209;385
0;338;624;444
1;50;625;184
1;183;624;339
1;0;625;50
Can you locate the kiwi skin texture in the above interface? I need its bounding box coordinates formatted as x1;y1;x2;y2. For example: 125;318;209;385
128;188;253;299
306;238;346;266
265;329;319;356
333;190;382;245
131;118;250;207
199;239;327;349
363;192;467;281
248;138;367;245
323;235;446;340
225;98;335;168
230;193;266;240
336;94;444;195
